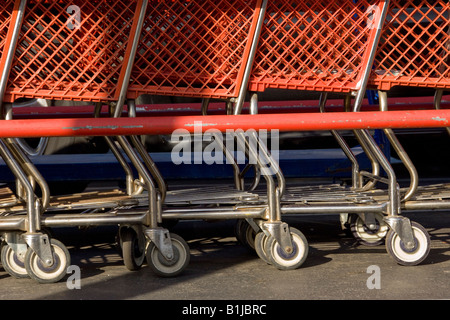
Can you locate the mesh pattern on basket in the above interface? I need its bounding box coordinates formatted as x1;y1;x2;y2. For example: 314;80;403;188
4;0;139;103
127;0;262;100
369;0;450;90
248;0;382;94
0;0;14;60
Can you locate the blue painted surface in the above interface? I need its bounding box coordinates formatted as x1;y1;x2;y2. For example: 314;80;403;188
0;148;372;183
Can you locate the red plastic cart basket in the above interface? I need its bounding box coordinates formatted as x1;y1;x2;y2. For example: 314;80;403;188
369;0;450;91
0;1;15;61
127;0;264;100
248;0;387;95
3;0;143;103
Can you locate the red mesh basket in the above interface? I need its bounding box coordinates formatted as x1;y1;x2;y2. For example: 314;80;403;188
127;0;264;100
0;1;14;60
248;0;386;94
369;0;450;91
3;0;141;103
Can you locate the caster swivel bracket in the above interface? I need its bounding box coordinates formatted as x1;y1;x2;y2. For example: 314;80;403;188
145;227;174;261
263;222;293;255
384;216;415;250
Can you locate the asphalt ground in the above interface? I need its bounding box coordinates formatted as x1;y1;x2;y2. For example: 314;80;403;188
1;209;449;303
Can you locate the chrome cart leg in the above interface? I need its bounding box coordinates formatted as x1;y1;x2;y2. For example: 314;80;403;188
116;0;189;277
203;97;261;191
434;89;450;136
3;137;50;212
379;90;419;201
320;93;361;189
127;100;167;201
94;102;138;196
356;128;430;264
0;140;39;233
322;93;382;233
343;95;382;191
234;129;308;270
0;140;54;269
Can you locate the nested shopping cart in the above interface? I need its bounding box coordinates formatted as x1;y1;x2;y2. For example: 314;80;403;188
241;0;450;266
0;0;279;283
362;0;450;262
0;0;193;283
123;0;445;269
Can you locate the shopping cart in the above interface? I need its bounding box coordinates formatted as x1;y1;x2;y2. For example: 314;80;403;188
240;0;449;266
0;0;280;282
0;0;194;283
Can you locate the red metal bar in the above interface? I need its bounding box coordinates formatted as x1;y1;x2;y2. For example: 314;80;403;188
0;109;449;138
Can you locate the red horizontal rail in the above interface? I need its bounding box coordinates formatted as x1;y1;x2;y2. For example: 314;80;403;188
0;109;449;139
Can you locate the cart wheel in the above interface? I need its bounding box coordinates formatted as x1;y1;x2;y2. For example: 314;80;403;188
254;232;272;265
235;220;257;251
234;220;245;244
146;233;190;277
1;244;29;279
265;227;309;270
350;213;389;246
121;228;146;271
24;239;71;284
385;221;430;266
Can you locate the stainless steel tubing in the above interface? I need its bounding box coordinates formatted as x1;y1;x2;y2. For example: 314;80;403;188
113;0;149;118
280;203;387;215
403;200;450;211
202;97;246;190
379;90;419;202
162;208;267;220
201;98;210;116
95;103;137;196
42;212;148;228
253;130;285;196
0;216;26;231
105;136;137;196
358;129;400;216
127;99;167;201
130;135;167;202
110;0;158;228
215;131;245;190
234;0;268;115
0;139;38;233
4;138;50;212
235;130;279;222
345;96;381;191
61;207;266;222
319;92;361;189
249;92;258;115
352;0;390;112
352;129;381;191
116;136;159;227
4;105;50;208
434;89;450;135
